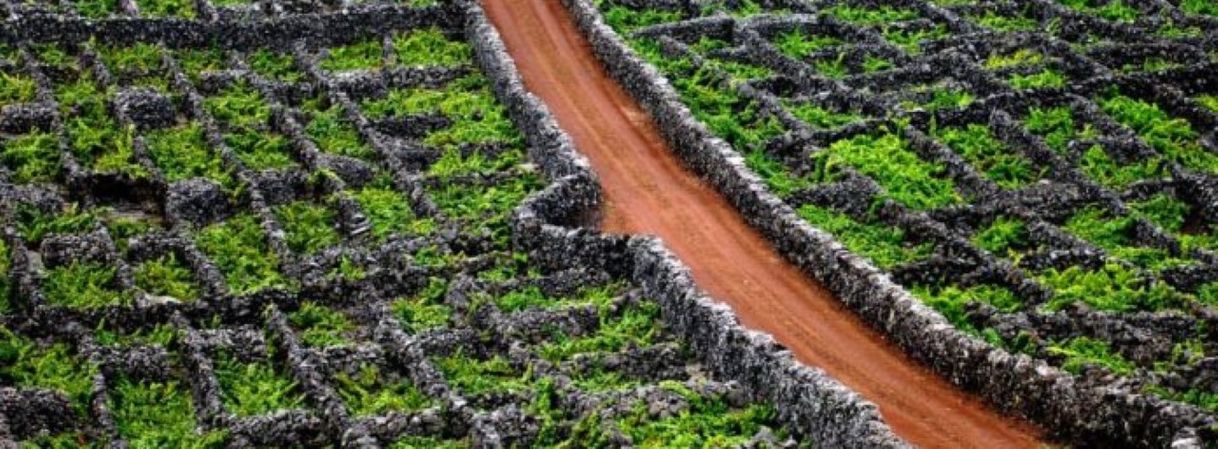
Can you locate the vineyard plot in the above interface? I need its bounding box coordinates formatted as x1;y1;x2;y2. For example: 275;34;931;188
596;0;1218;430
0;1;803;446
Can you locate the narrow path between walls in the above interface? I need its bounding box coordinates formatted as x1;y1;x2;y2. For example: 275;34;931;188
481;1;1044;447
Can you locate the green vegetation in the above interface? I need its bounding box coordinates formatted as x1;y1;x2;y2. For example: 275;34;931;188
1056;0;1139;22
1180;0;1218;16
321;38;383;71
288;301;353;347
304;103;377;161
811;133;962;209
824;5;920;25
984;49;1043;70
145;124;235;186
1047;337;1135;375
362;75;523;150
204;83;270;128
135;254;199;301
224;130;297;171
1009;69;1067;89
1197;94;1218;114
1037;263;1187;312
912;283;1022;334
57;77;147;177
1063;205;1191;270
109;377;227;447
213;351;306;416
136;0;195;18
970;11;1039;31
785;101;862;129
94;323;177;347
537;301;661;363
43;261;132;309
391;278;451;333
248;49;303;83
75;0;118;18
882;25;949;54
177;48;227;79
435;353;527;395
352;181;435;241
798;204;932;269
1098;93;1218;175
1025;106;1163;187
428;173;542;246
0;73;36;107
195;213;287;295
773;30;841;60
274;201;340;254
599;5;683;33
15;203;98;245
572;381;784;447
630;38;785;155
745;149;811;198
2;132;62;183
333;364;432;416
972;216;1031;258
392;28;471;67
932;124;1042;189
491;283;621;313
99;42;164;75
0;329;96;416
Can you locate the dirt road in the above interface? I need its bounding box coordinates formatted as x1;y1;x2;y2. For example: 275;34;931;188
482;1;1045;447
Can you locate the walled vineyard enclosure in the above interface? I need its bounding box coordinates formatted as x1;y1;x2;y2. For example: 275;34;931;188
579;0;1218;446
0;0;838;447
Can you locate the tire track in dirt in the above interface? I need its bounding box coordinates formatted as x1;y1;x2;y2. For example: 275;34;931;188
482;1;1044;447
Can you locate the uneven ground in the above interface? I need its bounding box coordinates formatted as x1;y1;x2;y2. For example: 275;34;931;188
483;1;1042;447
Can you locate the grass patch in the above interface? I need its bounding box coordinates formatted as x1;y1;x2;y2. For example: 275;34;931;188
435;353;527;396
2;132;62;183
195;213;287;295
773;30;840;59
785;101;861;129
0;329;96;417
16;203;97;245
288;301;353;348
333;363;432;416
305;104;376;161
599;5;683;33
204;82;270;128
135;0;195;18
274;201;340;254
223;129;297;171
0;73;36;107
109;377;226;447
428;173;542;246
392;27;470;67
798;204;933;269
321;38;383;72
352;181;435;241
1047;337;1135;374
1037;263;1188;312
1025;106;1162;187
811;132;962;209
1056;0;1138;22
824;5;920;25
135;254;199;302
972;216;1032;258
1009;69;1067;89
573;381;783;447
145;124;234;185
42;261;131;309
1098;92;1218;175
932;123;1042;189
213;351;306;417
391;278;451;333
911;283;1022;333
248;49;303;83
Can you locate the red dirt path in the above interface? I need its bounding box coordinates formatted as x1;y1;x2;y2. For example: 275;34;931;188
482;1;1045;447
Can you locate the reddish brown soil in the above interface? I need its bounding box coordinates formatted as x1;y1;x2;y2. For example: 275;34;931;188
483;1;1046;447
